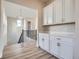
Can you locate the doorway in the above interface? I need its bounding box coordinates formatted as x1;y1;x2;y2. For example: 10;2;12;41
27;21;31;38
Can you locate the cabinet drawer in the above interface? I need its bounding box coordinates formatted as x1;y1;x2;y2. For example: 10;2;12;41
55;36;73;46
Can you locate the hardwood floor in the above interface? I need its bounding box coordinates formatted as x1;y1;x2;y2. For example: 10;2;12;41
3;40;58;59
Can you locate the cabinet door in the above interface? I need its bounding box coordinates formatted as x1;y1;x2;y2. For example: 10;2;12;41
62;0;75;23
50;35;59;56
59;37;73;59
43;34;50;52
39;34;44;49
39;33;49;52
43;7;48;25
44;37;49;52
54;0;63;24
47;3;54;24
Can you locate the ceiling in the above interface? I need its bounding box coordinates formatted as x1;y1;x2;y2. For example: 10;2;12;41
39;0;49;3
6;0;48;9
6;0;49;3
5;0;53;9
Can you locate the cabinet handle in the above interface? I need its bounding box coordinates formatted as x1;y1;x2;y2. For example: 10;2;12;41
57;43;61;46
56;38;61;40
42;38;44;41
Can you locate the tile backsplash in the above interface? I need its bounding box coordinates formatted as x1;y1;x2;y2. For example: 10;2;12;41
48;24;75;34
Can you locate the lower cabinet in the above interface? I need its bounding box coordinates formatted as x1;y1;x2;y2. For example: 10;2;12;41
38;33;74;59
39;33;49;52
60;42;73;59
50;35;59;56
59;37;73;59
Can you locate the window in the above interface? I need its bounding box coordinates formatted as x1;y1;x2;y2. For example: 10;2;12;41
17;20;22;27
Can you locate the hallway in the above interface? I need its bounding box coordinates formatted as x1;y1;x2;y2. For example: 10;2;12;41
3;40;58;59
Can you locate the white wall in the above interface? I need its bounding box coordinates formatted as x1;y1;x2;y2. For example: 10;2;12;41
0;0;7;58
5;1;36;18
74;0;79;59
24;18;37;30
5;1;37;44
7;17;37;45
5;0;45;33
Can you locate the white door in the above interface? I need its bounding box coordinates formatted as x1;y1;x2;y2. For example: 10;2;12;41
50;35;59;56
62;0;75;23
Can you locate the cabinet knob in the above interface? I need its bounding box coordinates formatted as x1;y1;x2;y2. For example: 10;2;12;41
57;43;61;46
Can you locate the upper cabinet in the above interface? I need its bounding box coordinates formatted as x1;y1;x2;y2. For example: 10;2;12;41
43;0;75;25
47;3;54;24
54;0;63;24
43;2;54;25
62;0;75;23
43;6;48;25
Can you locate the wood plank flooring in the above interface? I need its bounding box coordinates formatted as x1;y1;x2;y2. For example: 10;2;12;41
3;40;58;59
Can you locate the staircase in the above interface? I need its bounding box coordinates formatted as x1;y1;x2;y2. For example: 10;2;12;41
18;30;24;43
18;30;37;43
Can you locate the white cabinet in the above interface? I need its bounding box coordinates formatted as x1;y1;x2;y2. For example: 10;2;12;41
43;7;48;25
54;0;63;24
59;37;73;59
43;0;75;25
50;35;59;56
39;33;49;52
43;35;50;52
62;0;75;23
39;34;44;49
38;33;74;59
60;42;73;59
47;3;54;24
43;2;54;25
50;36;73;59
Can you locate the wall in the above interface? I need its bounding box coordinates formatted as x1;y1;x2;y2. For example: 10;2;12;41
5;0;45;33
0;0;7;58
7;17;37;45
5;1;36;18
0;0;1;38
6;0;44;9
7;17;23;45
0;0;2;58
5;1;38;44
74;0;79;59
24;18;37;30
